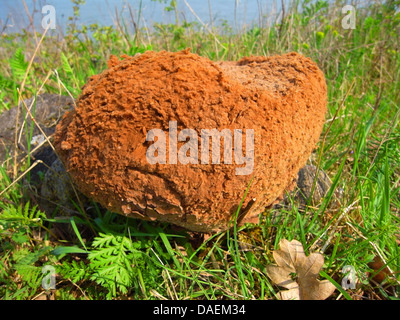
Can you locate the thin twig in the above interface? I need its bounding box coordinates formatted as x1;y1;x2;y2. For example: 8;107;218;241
151;248;179;300
13;24;50;178
182;0;226;50
319;199;360;253
0;160;43;197
17;69;52;145
53;69;77;108
17;90;56;153
22;0;38;47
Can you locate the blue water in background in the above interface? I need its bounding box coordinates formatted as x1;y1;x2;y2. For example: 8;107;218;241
0;0;285;34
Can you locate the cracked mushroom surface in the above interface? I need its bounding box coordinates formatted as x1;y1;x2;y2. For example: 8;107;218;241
54;49;327;233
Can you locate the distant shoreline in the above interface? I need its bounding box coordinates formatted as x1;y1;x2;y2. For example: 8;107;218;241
0;0;283;35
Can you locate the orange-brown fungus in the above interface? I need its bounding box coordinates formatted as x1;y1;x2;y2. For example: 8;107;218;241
54;49;327;232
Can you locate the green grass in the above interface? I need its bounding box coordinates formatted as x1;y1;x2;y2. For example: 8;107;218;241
1;0;400;300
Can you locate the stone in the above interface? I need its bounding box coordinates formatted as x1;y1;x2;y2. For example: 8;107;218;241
40;158;85;217
0;93;74;179
0;94;80;220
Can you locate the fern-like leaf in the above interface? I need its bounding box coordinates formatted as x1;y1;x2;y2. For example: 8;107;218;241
60;52;74;75
89;233;134;298
0;203;45;224
58;260;91;283
9;48;28;81
14;264;42;289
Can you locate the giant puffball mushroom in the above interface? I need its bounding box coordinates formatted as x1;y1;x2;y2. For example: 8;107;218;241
54;49;327;233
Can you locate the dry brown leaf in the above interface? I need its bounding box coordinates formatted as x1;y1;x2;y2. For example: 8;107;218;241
266;239;336;300
368;255;390;284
